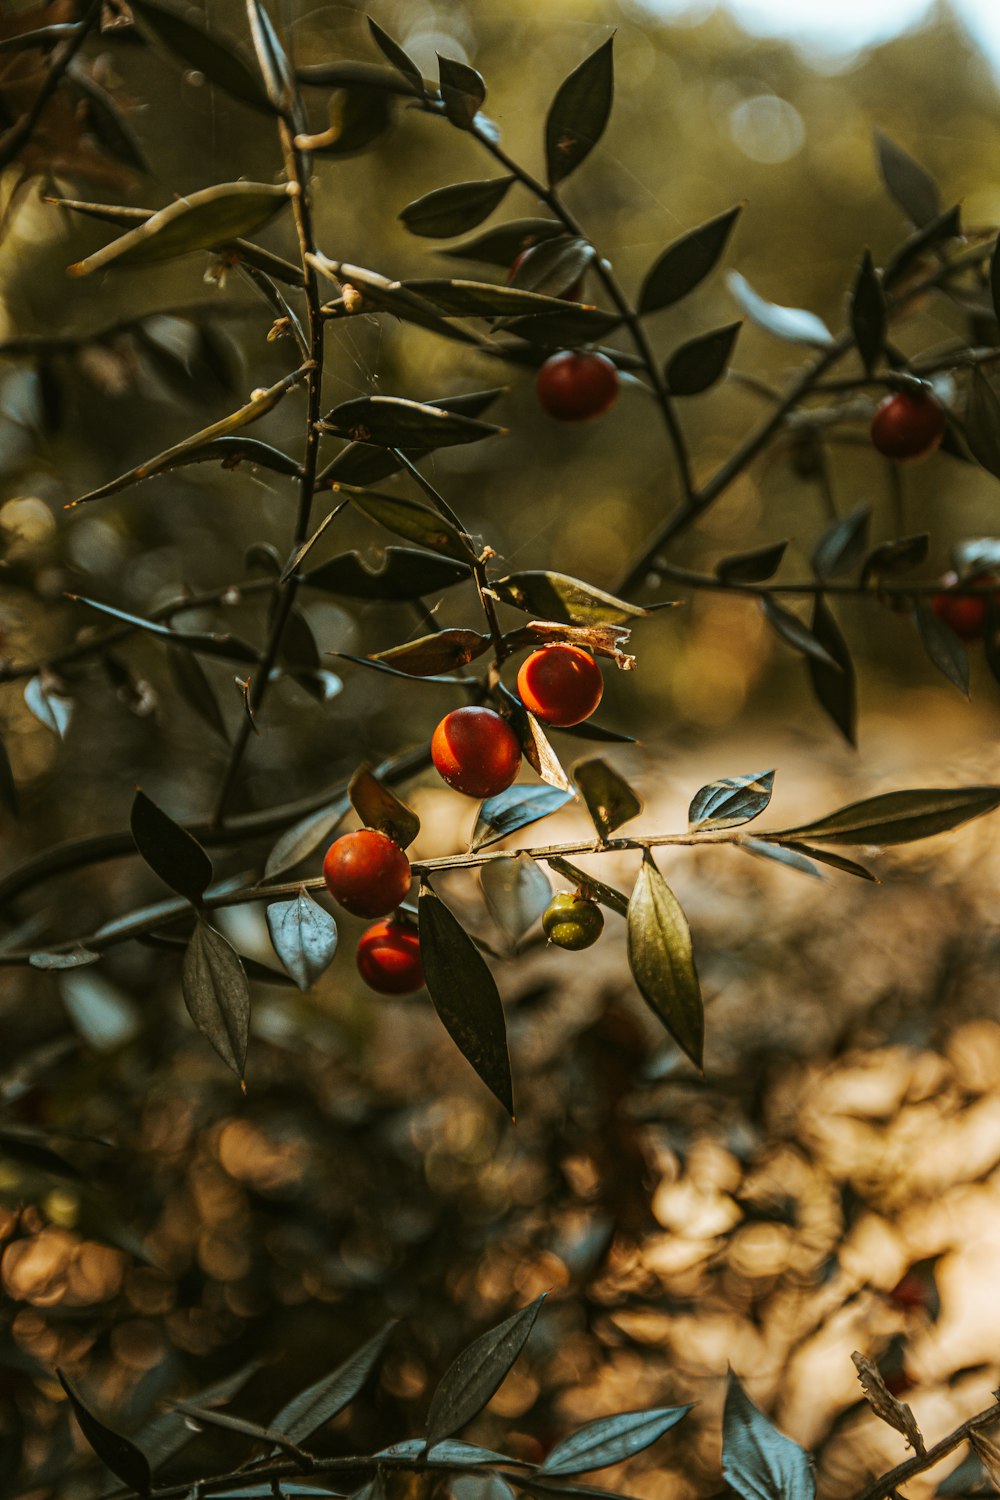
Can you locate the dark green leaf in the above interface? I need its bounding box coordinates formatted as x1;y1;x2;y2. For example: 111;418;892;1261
773;786;1000;845
57;1371;151;1497
495;308;621;348
167;646;228;743
638;206;742;315
438;218;564;267
264;796;350;880
68;595;259;664
425;1295;545;1447
367;18;424;91
546;856;629;917
400;178;513;239
131;790;212;904
780;842;878;881
0;733;19;816
884;205;962;289
761;596;840;670
24;676;72;738
541;1407;692;1477
811;503;871;580
716;541;787;584
68;435;300;507
303;547;471;599
665;322;741;396
330;653;467;686
573;758;641;839
438;54;485;130
850;249;885;375
481;856;551;945
297;60;421;96
70;67;149;173
874;129;941;228
627;853;702;1068
318;389;505;487
419;886;513;1116
342;488;474;562
727;272;833;347
806;595;857;747
246;0;297;113
270;1322;396;1444
133;0;272;112
544;38;614;186
266;892;338;992
471;786;575;852
493;570;646;624
323;395;500;450
374;629;490;677
508;235;593;296
280;608;321;674
914;599;970;695
861;533;929;582
349;766;420;847
689;771;774;831
69;182;292;275
0;24;80;52
405;279;583;318
182;920;251;1079
0;1128;87;1179
740;839;822;880
964;370;1000;480
722;1370;814;1500
381;1439;524;1467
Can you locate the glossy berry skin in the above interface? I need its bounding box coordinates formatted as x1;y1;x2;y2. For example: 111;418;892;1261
323;829;411;918
870;390;947;460
356;919;423;995
930;572;999;640
508;246;583;302
517;644;604;727
536;351;618;423
431;706;522;799
542;893;604;951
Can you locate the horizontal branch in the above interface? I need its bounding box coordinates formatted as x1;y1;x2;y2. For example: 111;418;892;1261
853;1401;1000;1500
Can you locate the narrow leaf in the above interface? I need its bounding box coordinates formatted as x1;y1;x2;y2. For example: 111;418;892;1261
400;178;513;239
722;1370;815;1500
639;205;742;315
348;766;420;848
573;758;642;839
914;599;970;695
303;548;471;600
665;322;741;396
627;853;702;1068
270;1322;396;1444
342;488;474;562
546;856;629;917
471;786;574;852
761;597;840;670
131;789;212;903
266;892;338;991
739;839;822;880
439;218;565;268
323;395;500;450
545;39;614;186
874;129;941;227
67;595;259;664
438;54;485;130
367;18;424;91
425;1295;545;1447
182;920;251;1079
850;249;885;375
246;0;297;112
265;795;350;880
715;541;787;584
541;1407;693;1477
481;856;551;945
492;570;647;625
373;629;489;676
167;646;229;743
964;370;1000;480
772;786;1000;846
811;503;871;580
133;0;272;112
689;771;774;831
57;1372;151;1496
0;733;18;816
319;387;505;487
727;272;833;347
806;596;857;747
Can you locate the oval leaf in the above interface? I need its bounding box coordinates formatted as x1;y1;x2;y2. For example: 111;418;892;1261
806;595;857;747
57;1371;151;1497
545;38;614;186
304;548;471;600
438;54;486;130
727;271;833;347
348;766;420;848
131;790;213;904
573;758;642;839
319;388;505;487
811;504;871;581
665;322;741;396
914;599;970;696
716;541;787;584
324;396;501;450
425;1294;545;1448
471;785;574;852
541;1406;693;1477
689;770;774;831
374;629;489;676
639;205;742;315
439;218;564;268
269;1322;396;1445
850;249;885;375
722;1370;815;1500
761;597;840;671
400;177;513;238
134;0;273;112
264;796;350;880
481;855;551;945
343;488;473;562
772;786;1000;847
493;571;646;625
627;854;702;1069
266;892;338;992
418;886;513;1116
182;920;251;1079
874;128;941;228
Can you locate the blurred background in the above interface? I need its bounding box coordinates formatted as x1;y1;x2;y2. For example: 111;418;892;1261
4;0;1000;1496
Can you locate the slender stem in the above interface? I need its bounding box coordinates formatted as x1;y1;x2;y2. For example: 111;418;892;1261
0;0;101;173
853;1403;1000;1500
652;564;998;600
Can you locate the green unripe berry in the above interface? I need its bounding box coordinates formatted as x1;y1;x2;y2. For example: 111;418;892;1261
542;892;604;951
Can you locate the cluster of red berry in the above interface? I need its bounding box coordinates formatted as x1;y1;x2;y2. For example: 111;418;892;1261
322;644;608;995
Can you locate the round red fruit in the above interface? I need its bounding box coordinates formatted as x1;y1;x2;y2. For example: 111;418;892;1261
536;351;618;422
356;918;423;995
930;572;999;640
323;829;411;918
431;706;522;799
870;389;947;460
516;644;604;727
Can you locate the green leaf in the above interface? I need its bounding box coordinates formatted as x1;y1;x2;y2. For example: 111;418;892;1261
779;842;878;881
850;249;885;375
861;533;929;582
481;856;551;945
405;279;583;318
437;218;564;267
914;599;970;695
546;856;629;918
373;629;490;677
68;182;292;276
303;547;471;600
471;786;575;852
492;570;646;624
67;435;300;507
727;272;833;347
964;370;1000;480
495;308;621;348
264;795;350;880
665;322;741;396
348;766;420;848
715;541;787;583
57;1372;152;1497
874;128;941;228
425;1295;545;1447
806;596;857;747
24;676;72;738
508;235;594;297
573;758;642;840
342;488;474;562
67;595;259;664
298;59;421;96
367;18;424;92
627;853;702;1068
269;1322;396;1445
689;771;774;831
437;54;485;129
131;790;212;904
323;395;501;450
182;920;251;1079
331;653;468;686
318;388;506;487
400;178;513;239
419;886;513;1116
811;503;871;580
266;892;338;992
884;205;962;289
773;786;1000;846
638;205;742;315
133;0;273;112
167;646;229;743
541;1407;692;1477
722;1370;815;1500
545;38;614;186
761;597;840;671
245;0;297;113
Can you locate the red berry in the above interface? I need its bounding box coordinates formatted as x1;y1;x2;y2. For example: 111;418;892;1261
431;706;522;799
323;829;411;918
536;351;618;422
508;245;583;302
356;918;423;995
516;645;604;727
930;572;998;641
870;390;947;460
